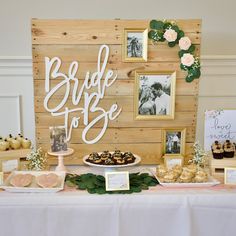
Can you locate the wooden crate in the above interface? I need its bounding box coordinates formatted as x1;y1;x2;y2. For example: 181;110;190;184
0;149;31;172
210;155;236;176
32;19;201;165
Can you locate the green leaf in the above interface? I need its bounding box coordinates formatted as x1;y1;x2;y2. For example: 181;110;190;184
171;25;180;33
185;75;195;82
177;30;185;39
65;180;76;187
77;182;87;190
95;188;106;194
96;175;105;181
178;50;185;58
180;63;188;71
163;22;172;29
150;20;164;30
87;188;96;194
148;30;156;40
190;68;201;78
168;41;176;47
131;186;142;193
188;45;195;53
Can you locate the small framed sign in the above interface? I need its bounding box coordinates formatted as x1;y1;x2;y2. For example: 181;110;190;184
164;156;183;169
224;167;236;185
105;171;130;191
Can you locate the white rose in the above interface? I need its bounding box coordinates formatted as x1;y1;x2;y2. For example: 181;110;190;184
181;53;195;67
163;29;177;42
179;37;191;50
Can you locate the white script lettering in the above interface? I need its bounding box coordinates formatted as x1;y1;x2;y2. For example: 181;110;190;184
44;45;122;144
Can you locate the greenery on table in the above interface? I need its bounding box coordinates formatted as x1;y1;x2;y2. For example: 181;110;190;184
148;19;201;83
65;173;159;194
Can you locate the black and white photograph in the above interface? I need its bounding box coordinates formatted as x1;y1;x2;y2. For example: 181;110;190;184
165;131;181;154
134;71;176;120
123;28;148;62
162;128;186;157
49;126;68;152
127;32;143;58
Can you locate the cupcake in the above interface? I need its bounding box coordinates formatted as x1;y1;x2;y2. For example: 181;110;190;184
211;141;224;159
223;140;235;158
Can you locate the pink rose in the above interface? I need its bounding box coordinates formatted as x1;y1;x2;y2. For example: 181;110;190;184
163;29;177;42
179;37;191;50
181;53;195;67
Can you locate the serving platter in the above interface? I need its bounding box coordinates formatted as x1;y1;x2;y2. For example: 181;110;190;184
1;171;66;193
83;152;141;168
155;175;220;188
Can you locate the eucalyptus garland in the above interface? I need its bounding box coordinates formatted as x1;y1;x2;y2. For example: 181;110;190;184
65;173;159;194
148;20;201;82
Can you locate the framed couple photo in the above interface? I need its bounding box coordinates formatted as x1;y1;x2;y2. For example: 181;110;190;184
162;128;186;157
134;71;176;120
123;28;148;62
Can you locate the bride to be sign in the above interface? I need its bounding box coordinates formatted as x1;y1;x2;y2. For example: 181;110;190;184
32;19;201;164
44;45;122;144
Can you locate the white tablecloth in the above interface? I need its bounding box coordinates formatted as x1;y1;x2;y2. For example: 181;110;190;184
1;188;236;236
1;166;236;236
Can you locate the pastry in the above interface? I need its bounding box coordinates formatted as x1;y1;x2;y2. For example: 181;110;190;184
16;133;24;144
163;171;176;183
223;140;235;158
36;173;59;188
10;174;33;187
10;138;21;150
21;138;31;149
194;170;208;183
100;150;111;160
156;164;168;177
0;139;8;151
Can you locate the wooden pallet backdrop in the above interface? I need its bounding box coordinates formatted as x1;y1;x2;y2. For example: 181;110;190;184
32;19;201;165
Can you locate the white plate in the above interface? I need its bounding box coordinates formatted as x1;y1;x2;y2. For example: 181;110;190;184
83;152;141;168
1;171;66;193
155;175;221;188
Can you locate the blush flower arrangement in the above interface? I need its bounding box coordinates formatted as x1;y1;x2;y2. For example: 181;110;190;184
148;20;201;82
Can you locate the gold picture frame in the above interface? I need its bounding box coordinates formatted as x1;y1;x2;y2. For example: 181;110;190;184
123;28;148;62
162;128;186;157
134;71;176;120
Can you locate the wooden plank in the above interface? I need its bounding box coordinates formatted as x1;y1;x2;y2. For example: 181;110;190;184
36;126;195;144
35;111;196;128
32;19;201;165
32;19;201;45
32;44;200;63
33;62;189;80
34;79;199;96
39;142;194;165
34;95;197;113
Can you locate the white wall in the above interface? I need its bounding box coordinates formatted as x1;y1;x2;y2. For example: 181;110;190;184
0;0;236;148
0;0;236;55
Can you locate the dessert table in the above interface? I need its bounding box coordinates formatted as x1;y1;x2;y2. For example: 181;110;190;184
1;165;236;236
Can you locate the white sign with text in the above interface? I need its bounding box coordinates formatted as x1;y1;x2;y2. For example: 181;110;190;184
43;45;122;144
204;110;236;151
105;171;130;191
